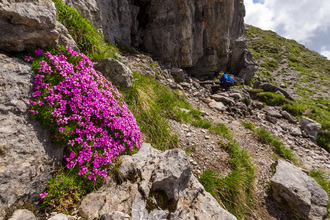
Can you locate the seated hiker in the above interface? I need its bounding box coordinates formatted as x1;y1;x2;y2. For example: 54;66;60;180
217;72;234;91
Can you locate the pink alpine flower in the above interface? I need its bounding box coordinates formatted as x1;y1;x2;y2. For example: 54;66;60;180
40;191;48;199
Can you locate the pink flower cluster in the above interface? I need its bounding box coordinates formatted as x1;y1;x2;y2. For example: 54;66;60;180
30;47;144;181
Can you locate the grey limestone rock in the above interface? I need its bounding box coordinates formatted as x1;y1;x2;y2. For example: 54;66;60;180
210;94;235;106
100;211;130;220
271;159;329;220
290;127;302;137
0;0;77;52
300;117;322;141
94;58;133;91
171;68;185;83
79;143;237;220
265;107;282;118
208;101;227;112
9;209;36;220
48;213;69;220
281;110;298;124
0;54;63;218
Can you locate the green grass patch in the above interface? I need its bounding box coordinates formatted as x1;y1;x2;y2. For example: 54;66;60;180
242;121;296;162
256;92;290;106
310;170;330;218
41;167;103;213
53;0;118;60
200;123;255;219
125;72;207;150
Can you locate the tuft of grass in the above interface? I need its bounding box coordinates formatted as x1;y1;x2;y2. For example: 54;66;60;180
241;121;255;130
125;72;191;150
41;167;103;213
53;0;118;60
125;72;223;150
200;123;255;219
310;170;330;217
255;128;296;162
256;92;290;106
242;121;296;162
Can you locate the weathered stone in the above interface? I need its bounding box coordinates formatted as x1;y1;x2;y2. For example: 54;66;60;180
0;0;77;52
180;82;191;88
94;58;133;91
171;68;185;83
271;159;329;220
0;54;63;218
100;211;130;220
265;107;282;118
152;149;191;201
290;127;302;137
48;213;68;220
300;117;322;141
202;98;213;104
208;101;227;112
210;94;235;106
230;37;258;83
252;100;264;110
281;111;298;124
79;143;237;220
265;114;277;124
9;209;36;220
229;92;243;101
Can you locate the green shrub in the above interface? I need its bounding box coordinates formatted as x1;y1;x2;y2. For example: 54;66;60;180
256;92;290;106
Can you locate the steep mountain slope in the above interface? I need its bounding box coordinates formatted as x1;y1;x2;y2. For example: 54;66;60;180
246;24;330;152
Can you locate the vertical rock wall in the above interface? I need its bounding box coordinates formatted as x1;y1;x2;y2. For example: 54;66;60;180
60;0;254;79
0;54;63;218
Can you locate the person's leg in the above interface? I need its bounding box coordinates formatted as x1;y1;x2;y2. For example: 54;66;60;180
223;81;230;91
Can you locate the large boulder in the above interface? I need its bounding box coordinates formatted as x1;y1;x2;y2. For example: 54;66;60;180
0;54;63;218
94;58;133;91
230;37;258;83
300;117;322;141
271;159;329;220
79;143;237;220
0;0;77;52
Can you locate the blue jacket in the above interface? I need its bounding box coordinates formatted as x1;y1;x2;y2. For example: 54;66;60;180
220;74;234;83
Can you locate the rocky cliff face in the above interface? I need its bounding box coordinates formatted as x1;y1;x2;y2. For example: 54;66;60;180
0;54;63;218
63;0;256;80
